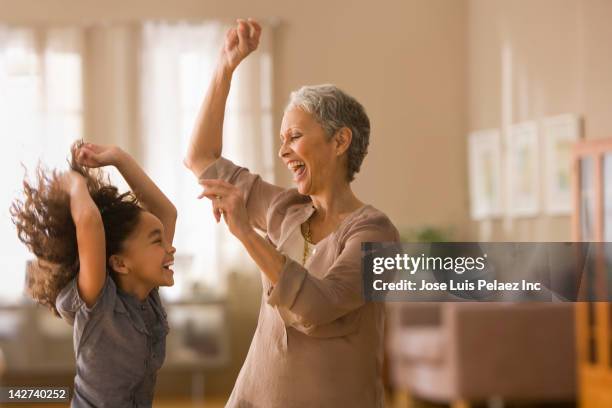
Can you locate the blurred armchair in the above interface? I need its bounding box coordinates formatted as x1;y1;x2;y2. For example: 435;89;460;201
386;302;576;408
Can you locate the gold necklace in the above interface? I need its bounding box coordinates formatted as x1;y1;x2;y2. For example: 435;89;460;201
302;217;314;266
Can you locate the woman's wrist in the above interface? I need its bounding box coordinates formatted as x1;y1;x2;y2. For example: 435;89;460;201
216;60;235;83
237;225;258;245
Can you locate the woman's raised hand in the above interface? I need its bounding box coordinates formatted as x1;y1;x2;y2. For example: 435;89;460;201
220;18;262;72
198;179;253;240
74;143;121;168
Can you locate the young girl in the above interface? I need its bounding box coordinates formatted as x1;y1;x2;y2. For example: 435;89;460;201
11;141;177;407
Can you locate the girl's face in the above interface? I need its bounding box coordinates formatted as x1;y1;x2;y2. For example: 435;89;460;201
278;107;341;195
117;211;175;288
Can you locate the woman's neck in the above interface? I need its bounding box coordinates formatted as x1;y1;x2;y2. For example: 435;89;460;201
310;182;364;222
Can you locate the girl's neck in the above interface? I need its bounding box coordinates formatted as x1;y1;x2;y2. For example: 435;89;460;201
115;275;154;302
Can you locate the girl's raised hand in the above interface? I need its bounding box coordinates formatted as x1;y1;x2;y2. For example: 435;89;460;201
221;18;262;72
75;143;120;168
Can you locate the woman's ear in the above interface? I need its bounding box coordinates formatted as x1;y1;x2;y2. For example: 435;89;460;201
109;254;129;275
334;127;353;156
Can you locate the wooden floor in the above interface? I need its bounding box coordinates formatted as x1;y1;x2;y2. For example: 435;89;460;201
155;399;227;408
0;398;228;408
0;394;400;408
0;395;576;407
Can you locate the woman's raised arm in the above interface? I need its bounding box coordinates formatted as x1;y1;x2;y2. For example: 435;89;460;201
184;18;261;178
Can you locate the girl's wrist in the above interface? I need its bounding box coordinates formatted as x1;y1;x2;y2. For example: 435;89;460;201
112;147;131;169
68;176;88;196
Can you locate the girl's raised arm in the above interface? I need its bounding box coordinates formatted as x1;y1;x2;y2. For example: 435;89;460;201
75;144;177;244
60;171;107;307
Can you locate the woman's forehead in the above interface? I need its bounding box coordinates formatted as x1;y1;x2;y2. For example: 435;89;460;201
280;107;314;133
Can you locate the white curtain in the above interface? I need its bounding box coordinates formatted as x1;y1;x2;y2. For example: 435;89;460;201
139;22;275;300
0;27;83;304
0;21;274;304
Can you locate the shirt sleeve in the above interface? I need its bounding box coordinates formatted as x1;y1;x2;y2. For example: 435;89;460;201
266;214;399;327
56;273;117;325
199;156;286;232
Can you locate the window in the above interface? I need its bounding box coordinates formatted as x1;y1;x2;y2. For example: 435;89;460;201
0;22;274;304
140;22;274;300
0;27;83;304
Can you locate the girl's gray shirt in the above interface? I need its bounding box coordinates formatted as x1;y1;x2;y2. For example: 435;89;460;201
56;273;169;408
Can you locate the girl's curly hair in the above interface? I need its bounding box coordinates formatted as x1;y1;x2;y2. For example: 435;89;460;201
10;141;143;317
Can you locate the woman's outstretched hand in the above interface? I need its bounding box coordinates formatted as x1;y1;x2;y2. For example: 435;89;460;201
198;179;253;240
74;143;121;168
220;18;262;72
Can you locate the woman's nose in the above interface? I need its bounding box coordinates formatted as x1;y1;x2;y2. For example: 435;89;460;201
278;141;290;158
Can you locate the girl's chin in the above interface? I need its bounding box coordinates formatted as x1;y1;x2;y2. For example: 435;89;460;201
158;278;174;287
159;269;175;286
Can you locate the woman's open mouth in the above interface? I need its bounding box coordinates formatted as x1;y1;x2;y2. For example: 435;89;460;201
287;160;306;182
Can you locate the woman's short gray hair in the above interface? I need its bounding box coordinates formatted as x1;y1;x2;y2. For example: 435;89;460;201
285;84;370;182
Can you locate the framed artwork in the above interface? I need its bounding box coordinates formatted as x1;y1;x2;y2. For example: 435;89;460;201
507;121;540;216
468;129;502;220
542;114;581;215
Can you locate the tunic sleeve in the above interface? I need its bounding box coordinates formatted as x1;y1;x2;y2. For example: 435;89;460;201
266;213;399;327
198;156;285;233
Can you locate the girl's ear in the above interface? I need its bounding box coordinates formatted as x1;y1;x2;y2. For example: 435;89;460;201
109;254;129;275
334;127;353;156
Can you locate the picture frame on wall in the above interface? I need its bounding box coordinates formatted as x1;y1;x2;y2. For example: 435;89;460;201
468;129;502;220
507;121;539;217
542;114;581;215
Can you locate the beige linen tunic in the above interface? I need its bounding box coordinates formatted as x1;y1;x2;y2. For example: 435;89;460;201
200;157;399;408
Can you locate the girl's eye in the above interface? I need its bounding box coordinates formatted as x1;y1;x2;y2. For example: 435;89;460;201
153;239;163;245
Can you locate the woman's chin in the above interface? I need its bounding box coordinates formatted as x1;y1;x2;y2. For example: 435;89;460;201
295;177;311;195
296;184;311;196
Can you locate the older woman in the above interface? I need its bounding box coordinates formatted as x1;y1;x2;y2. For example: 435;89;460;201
184;18;399;408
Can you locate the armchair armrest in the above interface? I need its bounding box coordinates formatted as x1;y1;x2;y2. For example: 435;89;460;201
443;303;576;400
386;302;441;329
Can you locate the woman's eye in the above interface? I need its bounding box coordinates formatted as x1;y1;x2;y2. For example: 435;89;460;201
291;134;301;140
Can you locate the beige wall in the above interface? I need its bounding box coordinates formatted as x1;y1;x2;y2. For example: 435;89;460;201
6;0;612;397
467;0;612;241
0;0;470;238
0;0;470;395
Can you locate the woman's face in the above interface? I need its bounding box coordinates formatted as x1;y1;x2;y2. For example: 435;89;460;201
117;211;176;288
279;107;342;195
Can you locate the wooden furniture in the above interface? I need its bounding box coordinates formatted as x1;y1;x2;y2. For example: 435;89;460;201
572;138;612;407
